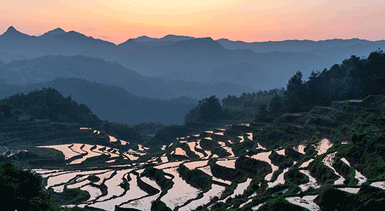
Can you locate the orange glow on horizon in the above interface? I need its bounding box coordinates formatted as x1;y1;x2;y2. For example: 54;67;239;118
1;0;385;44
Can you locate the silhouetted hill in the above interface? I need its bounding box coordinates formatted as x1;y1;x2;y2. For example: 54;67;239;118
209;62;271;87
215;38;374;53
133;35;159;43
1;26;30;38
160;34;194;42
40;28;66;38
0;55;254;100
1;26;384;90
132;34;194;43
169;37;226;52
0;87;103;128
0;77;198;125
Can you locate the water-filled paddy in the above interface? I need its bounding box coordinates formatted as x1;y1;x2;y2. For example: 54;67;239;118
161;168;200;210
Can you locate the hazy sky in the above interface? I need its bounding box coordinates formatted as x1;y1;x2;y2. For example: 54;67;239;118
1;0;384;44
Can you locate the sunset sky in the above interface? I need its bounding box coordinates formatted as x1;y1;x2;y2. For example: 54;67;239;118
1;0;384;44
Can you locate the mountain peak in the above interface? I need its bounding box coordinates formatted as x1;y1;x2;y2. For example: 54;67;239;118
160;34;195;42
41;28;66;38
2;26;22;36
133;35;158;43
172;37;226;52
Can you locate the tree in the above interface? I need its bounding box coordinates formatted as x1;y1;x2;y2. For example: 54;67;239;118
0;103;12;118
269;95;283;117
198;95;222;122
255;103;268;122
285;70;304;112
287;70;303;94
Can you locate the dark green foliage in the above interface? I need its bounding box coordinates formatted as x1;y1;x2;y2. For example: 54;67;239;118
255;103;268;122
102;121;143;144
149;125;195;145
200;138;221;150
87;174;100;182
137;175;160;195
185;95;222;123
252;50;385;120
314;184;385;211
0;87;103;128
231;142;247;156
269;151;293;168
285;148;303;161
57;188;90;205
211;146;231;157
285;70;304;112
259;197;307;211
151;200;172;211
269;95;284;118
284;168;308;185
142;167;174;191
235;155;272;177
177;164;212;191
210;159;246;182
309;159;338;184
180;143;200;159
0;161;60;211
1;103;12;118
339;135;385;179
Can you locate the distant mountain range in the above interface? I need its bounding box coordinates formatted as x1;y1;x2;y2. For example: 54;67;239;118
0;77;198;125
0;55;254;100
1;26;385;91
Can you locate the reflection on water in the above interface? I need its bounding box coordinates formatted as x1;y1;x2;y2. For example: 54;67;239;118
322;152;344;185
276;149;285;156
246;132;253;141
155;161;184;169
184;160;208;170
109;135;118;142
299;170;320;192
338;187;360;194
217;159;236;169
294;144;306;154
238;136;245;143
52;185;65;193
214;132;224;136
250;151;278;181
97;170;126;201
187;142;204;158
371;181;385;190
300;159;314;168
231;178;252;197
36;144;80;160
251;202;266;211
81;185;102;201
159;156;167;163
174;147;188;157
268;168;289;188
179;184;225;211
90;173;147;211
121;193;160;211
285;195;320;211
218;141;235;157
340;158;367;185
46;171;83;189
162;168;200;210
314;139;333;156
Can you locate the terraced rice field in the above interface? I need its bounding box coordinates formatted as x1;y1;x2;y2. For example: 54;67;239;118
31;122;385;211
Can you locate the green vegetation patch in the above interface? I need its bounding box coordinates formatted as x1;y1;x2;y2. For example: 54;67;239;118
177;164;212;191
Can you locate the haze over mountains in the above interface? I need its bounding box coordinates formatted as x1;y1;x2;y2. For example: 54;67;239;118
1;26;385;93
0;77;198;125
